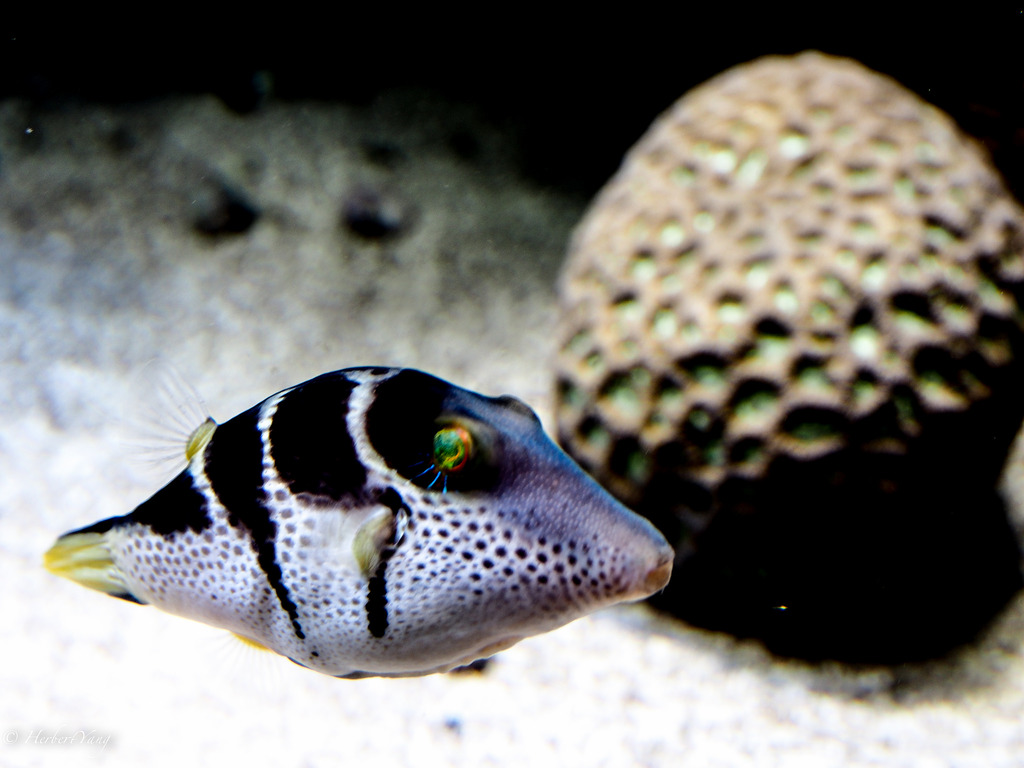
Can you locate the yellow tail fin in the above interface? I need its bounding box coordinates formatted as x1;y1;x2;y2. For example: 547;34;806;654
43;532;140;602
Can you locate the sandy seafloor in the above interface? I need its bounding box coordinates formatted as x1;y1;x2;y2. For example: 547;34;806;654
2;91;1024;768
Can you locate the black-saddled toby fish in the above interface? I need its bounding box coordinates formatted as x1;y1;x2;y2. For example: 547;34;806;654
45;368;673;678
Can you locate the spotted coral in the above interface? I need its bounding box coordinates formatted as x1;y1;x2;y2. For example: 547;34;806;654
555;52;1024;662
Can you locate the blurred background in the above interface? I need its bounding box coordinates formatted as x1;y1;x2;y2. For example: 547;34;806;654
2;10;1024;768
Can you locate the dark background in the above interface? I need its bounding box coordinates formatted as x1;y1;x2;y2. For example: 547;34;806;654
3;10;1022;199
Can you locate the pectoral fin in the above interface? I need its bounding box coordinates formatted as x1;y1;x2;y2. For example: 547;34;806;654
352;507;400;578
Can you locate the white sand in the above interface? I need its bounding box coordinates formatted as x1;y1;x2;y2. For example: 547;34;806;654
2;93;1024;768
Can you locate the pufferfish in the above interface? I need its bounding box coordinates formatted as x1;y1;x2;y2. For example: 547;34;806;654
45;367;673;679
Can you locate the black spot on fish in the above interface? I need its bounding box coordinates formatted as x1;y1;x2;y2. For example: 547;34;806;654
366;561;389;638
206;404;305;640
270;373;365;500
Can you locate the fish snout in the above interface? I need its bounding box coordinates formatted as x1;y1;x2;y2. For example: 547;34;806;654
620;536;674;601
644;542;675;593
580;483;675;603
530;446;676;606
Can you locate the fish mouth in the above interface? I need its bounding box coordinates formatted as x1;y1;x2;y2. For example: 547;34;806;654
620;543;674;601
642;552;674;594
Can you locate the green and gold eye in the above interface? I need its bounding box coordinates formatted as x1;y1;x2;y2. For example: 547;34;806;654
364;371;502;493
411;423;477;493
433;425;473;474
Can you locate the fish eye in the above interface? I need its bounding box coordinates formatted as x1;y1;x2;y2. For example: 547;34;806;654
433;425;473;474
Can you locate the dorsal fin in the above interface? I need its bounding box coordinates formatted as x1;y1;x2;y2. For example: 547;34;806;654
122;359;216;476
185;417;217;462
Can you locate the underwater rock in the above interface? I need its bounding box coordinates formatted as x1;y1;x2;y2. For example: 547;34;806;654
555;52;1024;662
341;184;415;240
192;183;259;236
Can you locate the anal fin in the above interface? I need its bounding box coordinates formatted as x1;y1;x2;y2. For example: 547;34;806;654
231;632;273;653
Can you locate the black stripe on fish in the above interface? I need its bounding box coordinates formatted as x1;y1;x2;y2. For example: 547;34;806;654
377;485;406;521
269;372;366;500
366;560;389;638
365;371;446;479
72;471;211;539
365;369;500;492
135;471;212;535
205;403;305;640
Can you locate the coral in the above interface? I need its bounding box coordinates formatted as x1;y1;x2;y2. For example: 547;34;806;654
555;52;1024;661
